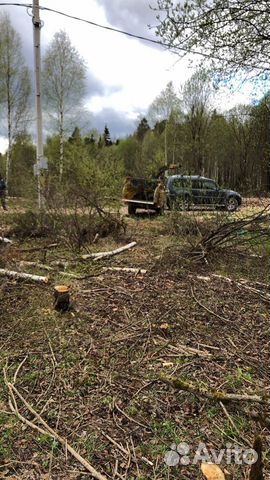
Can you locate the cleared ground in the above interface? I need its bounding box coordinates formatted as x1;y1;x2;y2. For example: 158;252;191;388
0;200;269;479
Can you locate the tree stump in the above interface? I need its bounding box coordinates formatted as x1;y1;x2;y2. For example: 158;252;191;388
54;285;70;312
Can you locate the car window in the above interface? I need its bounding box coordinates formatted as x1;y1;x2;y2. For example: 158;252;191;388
171;179;183;193
192;179;202;188
202;180;217;190
171;178;192;192
182;178;192;188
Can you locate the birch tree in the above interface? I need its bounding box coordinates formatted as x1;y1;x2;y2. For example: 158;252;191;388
0;12;31;194
148;82;182;165
43;30;86;180
181;69;213;175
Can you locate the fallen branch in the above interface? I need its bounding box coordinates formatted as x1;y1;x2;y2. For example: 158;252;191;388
81;242;137;261
19;261;53;271
0;268;49;284
3;368;108;480
97;427;153;467
191;285;233;324
18;261;85;280
212;274;270;302
19;243;58;253
50;260;70;269
159;375;267;404
102;266;146;274
154;336;212;358
219;401;252;447
0;236;12;244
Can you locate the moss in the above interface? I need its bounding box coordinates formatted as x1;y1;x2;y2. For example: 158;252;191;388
171;378;193;390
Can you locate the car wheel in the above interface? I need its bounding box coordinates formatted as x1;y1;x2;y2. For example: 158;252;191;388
180;196;190;211
128;204;136;215
226;197;239;212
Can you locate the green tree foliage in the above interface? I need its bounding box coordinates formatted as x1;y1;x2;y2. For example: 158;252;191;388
9;134;35;196
43;30;86;180
249;94;270;192
136;117;150;142
148;81;182;165
154;0;270;78
68;127;82;145
0;12;31;192
103;125;112;146
181;69;213;174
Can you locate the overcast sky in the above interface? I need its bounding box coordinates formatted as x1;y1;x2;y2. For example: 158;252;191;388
0;0;264;152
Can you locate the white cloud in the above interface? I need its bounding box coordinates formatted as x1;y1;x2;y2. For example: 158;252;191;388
0;0;264;143
0;137;8;155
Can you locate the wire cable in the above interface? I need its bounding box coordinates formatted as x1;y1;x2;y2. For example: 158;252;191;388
0;2;269;71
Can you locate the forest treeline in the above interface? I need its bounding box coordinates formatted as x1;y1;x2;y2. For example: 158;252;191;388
0;11;269;200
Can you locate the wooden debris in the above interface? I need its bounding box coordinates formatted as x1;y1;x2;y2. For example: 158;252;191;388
102;266;146;274
19;261;53;271
3;368;108;480
54;285;70;312
50;260;69;269
81;241;137;261
201;463;225;480
0;268;49;284
19;261;83;280
212;274;270;302
0;236;12;244
19;243;58;253
155;338;212;358
159;375;267;404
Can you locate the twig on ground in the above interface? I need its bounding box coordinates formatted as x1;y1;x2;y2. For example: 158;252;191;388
219;401;252;447
3;366;108;480
114;402;151;433
19;243;58;253
191;285;233;324
212;274;270;302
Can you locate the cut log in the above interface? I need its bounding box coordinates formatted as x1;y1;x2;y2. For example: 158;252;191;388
81;241;137;261
102;266;146;274
0;268;49;284
0;236;12;244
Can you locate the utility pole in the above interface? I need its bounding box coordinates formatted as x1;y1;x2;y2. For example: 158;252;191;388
32;0;47;208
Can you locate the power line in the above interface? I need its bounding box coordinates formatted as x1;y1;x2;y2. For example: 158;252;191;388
0;2;269;72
